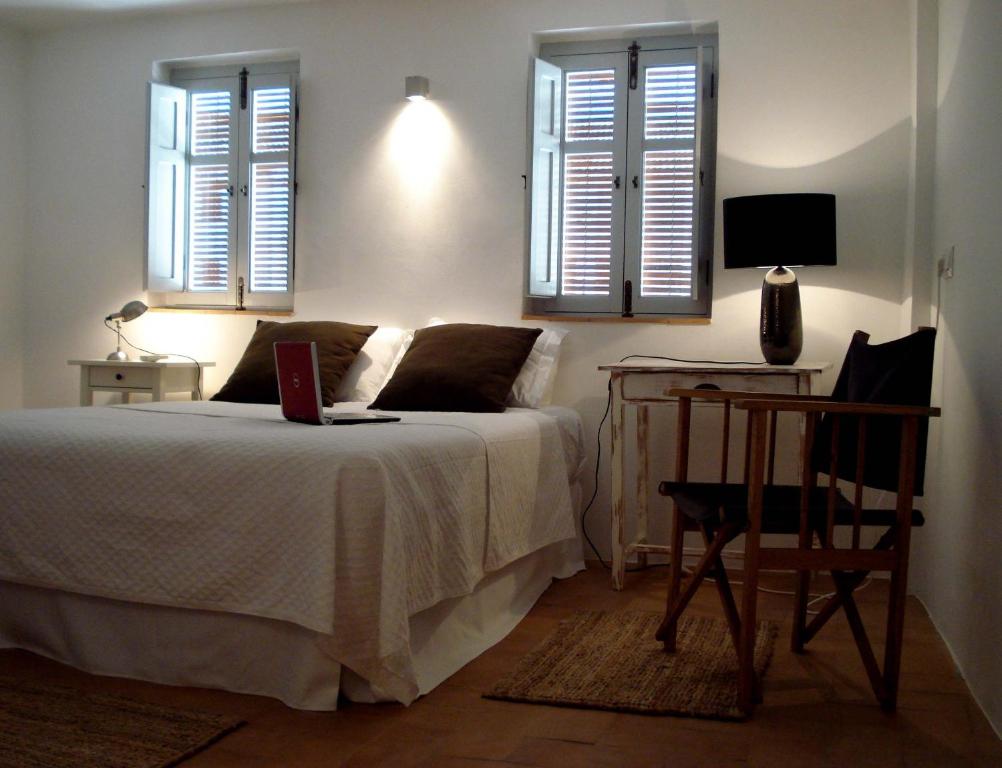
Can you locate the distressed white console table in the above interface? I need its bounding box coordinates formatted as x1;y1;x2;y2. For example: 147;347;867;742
597;360;828;590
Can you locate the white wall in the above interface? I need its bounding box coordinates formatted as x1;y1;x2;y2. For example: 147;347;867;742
911;0;1002;735
0;23;27;410
21;0;914;553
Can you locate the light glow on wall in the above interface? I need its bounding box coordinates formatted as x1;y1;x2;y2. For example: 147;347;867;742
388;100;453;195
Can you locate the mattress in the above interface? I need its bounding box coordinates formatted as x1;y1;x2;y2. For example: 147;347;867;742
0;401;585;704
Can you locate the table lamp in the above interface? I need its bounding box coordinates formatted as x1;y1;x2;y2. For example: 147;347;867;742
723;193;836;365
104;300;148;361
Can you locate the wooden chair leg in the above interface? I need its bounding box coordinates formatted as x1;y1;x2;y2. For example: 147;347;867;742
661;506;688;652
738;411;767;716
656;522;737;642
803;527;896;644
831;571;888;703
791;571;811;653
882;565;907;711
700;524;742;653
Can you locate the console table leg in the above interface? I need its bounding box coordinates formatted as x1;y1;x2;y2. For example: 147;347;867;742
610;375;626;590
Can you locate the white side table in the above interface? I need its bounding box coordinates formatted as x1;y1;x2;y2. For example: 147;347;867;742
597;360;829;590
69;359;215;406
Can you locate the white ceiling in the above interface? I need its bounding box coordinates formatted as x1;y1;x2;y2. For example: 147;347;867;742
0;0;315;31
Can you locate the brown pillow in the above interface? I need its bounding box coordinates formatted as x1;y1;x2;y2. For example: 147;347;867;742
212;320;377;406
370;324;543;413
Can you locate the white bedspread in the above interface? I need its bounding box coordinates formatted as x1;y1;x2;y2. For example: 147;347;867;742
0;401;583;703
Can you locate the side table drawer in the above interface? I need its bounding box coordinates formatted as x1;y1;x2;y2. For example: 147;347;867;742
89;367;156;389
621;371;801;401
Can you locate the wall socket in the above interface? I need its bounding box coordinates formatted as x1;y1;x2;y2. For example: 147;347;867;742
939;245;955;279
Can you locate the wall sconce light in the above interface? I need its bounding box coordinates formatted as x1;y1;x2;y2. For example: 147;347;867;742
405;76;430;101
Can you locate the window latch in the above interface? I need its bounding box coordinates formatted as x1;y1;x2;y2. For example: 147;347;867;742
227;184;234;197
623;279;634;318
240;184;248;197
628;41;640;90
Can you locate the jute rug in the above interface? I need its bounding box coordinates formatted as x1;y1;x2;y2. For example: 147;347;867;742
485;610;777;721
0;677;244;768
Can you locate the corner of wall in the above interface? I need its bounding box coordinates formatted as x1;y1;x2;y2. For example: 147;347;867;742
0;22;29;411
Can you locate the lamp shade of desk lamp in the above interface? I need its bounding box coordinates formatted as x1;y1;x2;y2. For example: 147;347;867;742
723;193;836;365
104;300;148;361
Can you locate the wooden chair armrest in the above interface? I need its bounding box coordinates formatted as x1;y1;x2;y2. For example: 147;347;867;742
668;387;831;403
734;399;941;418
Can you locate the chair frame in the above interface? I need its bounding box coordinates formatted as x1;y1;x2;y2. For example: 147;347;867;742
657;387;940;716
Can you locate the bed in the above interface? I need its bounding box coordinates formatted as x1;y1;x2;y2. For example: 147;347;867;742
0;399;585;709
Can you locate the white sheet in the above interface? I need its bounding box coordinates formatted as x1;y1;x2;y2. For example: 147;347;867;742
0;401;583;704
0;539;584;710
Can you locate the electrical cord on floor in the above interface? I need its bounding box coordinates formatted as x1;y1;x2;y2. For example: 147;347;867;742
105;320;203;401
581;353;768;571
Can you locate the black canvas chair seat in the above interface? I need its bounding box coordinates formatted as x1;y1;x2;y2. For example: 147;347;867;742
659;481;924;533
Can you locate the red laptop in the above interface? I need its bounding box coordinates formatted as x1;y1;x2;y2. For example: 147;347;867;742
274;341;400;425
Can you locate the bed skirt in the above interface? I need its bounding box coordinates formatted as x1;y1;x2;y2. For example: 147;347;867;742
0;539;583;710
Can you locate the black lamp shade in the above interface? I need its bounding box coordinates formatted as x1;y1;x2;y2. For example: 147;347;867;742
723;193;836;269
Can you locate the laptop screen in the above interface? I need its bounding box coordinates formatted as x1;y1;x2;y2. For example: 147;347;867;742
274;341;325;424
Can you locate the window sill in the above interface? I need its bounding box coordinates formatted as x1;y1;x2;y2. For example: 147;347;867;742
522;314;710;325
150;306;294;317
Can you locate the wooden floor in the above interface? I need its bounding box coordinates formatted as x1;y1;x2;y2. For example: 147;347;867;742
2;566;999;767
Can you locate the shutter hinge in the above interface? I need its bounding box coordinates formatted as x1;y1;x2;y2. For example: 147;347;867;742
239;67;249;110
623;279;634;318
236;276;246;310
710;72;715;98
699;169;704;186
294;181;299;195
628;42;640;90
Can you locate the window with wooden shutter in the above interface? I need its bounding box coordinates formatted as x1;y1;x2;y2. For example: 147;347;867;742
146;60;298;310
525;36;716;318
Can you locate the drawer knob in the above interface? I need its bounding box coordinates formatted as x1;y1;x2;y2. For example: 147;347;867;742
115;373;124;381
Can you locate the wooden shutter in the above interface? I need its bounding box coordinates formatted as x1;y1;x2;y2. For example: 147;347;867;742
146;82;187;292
240;75;295;302
557;60;627;312
527;58;561;298
187;84;237;294
625;46;711;316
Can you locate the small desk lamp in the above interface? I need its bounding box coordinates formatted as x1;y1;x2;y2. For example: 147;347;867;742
104;300;148;361
723;193;836;365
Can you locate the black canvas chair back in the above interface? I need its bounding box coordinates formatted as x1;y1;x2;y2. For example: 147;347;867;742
811;327;936;494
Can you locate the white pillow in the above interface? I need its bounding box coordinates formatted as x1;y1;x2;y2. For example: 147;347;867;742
335;327;414;402
508;328;568;409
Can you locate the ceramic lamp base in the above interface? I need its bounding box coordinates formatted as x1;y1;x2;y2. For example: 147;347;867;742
760;266;803;365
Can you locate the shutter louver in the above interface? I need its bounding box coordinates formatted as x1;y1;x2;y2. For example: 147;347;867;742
565;69;615;142
640;64;698;298
252;87;291;153
188;164;231;291
250;162;290;291
561;152;613;295
644;65;696;139
191;92;231;155
640;149;695;296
